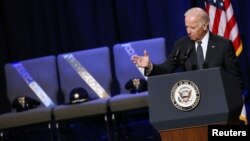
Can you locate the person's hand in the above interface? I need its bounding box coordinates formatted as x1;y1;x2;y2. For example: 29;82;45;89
131;50;152;69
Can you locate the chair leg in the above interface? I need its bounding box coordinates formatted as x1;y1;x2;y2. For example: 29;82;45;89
55;122;62;141
104;114;112;141
112;112;140;141
0;131;3;141
48;122;57;141
0;131;10;141
111;113;129;141
111;113;118;141
55;122;73;141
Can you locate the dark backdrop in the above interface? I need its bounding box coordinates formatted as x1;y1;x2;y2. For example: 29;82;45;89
0;0;250;114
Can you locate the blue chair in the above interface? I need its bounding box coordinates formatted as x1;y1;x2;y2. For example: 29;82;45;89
0;56;58;141
53;47;112;141
110;37;166;140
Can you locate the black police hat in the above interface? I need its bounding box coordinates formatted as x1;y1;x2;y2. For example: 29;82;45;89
12;96;40;112
125;78;148;94
69;87;93;104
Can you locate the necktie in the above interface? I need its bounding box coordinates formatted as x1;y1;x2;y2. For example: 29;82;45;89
197;41;204;69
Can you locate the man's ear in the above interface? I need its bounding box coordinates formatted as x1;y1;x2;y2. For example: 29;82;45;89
203;23;208;30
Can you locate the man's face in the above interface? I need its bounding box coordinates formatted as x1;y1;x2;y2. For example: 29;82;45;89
185;15;206;41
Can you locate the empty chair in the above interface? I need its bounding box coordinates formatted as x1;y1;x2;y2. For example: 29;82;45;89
110;37;167;140
0;55;59;141
53;47;112;141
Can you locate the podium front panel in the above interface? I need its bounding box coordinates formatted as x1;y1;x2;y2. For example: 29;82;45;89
148;68;242;131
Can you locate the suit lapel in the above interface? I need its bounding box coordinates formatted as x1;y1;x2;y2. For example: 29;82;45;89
187;40;197;66
205;33;216;63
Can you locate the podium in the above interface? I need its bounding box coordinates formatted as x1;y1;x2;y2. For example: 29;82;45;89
148;68;243;141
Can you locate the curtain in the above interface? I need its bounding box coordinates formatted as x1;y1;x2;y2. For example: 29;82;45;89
0;0;249;113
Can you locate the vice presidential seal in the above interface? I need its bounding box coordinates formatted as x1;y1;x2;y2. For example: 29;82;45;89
170;80;200;111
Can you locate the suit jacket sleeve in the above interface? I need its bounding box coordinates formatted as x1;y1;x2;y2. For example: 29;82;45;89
147;37;190;76
223;40;244;89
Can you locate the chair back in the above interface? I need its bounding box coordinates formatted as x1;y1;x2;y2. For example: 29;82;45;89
5;55;59;109
57;47;112;103
113;37;167;93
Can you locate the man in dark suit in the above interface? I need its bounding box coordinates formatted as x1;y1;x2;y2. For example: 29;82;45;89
131;7;243;88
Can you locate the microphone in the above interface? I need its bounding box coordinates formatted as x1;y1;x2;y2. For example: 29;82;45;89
181;48;192;63
173;49;181;63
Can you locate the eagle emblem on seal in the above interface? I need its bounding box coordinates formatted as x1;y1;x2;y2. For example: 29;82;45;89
171;80;200;111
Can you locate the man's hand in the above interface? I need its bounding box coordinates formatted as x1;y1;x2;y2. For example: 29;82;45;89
131;50;152;69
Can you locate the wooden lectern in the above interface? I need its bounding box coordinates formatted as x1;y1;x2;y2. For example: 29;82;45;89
148;68;243;141
160;126;208;141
